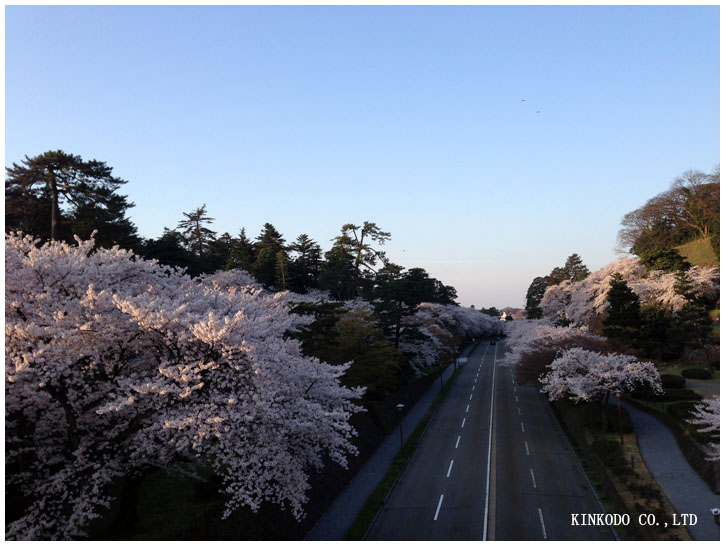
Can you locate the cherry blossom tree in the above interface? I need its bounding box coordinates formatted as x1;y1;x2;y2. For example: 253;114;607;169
540;348;662;430
687;396;720;461
400;303;503;373
540;257;719;327
6;232;363;540
501;321;609;385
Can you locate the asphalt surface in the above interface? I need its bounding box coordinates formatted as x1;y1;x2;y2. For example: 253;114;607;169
367;340;614;541
492;358;613;541
366;341;496;540
305;344;473;540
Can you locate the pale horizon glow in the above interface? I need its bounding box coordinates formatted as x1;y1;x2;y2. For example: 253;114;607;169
5;5;719;309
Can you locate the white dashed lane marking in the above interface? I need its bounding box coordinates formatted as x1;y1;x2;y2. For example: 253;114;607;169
434;495;444;521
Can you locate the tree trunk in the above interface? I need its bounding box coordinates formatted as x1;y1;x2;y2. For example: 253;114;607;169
111;469;152;535
600;392;610;433
701;345;712;373
50;179;61;241
393;299;403;349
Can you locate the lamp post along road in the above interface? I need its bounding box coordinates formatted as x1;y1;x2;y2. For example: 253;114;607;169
396;403;405;452
616;392;623;445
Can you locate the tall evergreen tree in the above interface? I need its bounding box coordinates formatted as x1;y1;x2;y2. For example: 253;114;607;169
139;228;198;273
602;273;641;343
671;304;715;371
288;234;322;293
373;263;412;348
6;150;137;245
252;223;287;289
67;195;141;250
525;276;548;319
319;244;358;300
205;232;234;273
176;204;216;258
432;279;458;305
226;228;256;272
336;222;391;274
563;253;590;281
547;267;567;286
673;269;695;302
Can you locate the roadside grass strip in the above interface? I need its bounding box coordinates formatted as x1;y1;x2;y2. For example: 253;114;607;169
345;365;464;540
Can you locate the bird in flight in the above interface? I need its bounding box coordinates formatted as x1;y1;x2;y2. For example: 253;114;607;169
521;99;526;102
536;110;541;113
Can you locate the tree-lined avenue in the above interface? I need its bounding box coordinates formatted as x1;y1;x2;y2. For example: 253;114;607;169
367;340;615;540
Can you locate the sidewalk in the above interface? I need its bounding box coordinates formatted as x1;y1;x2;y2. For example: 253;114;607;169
623;401;720;541
304;343;476;540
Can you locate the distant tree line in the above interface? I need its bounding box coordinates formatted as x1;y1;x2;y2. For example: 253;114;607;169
5;150;457;302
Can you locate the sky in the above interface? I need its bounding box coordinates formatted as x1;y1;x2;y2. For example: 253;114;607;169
5;5;720;309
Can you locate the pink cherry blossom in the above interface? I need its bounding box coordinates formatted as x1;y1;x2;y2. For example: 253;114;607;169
540;347;662;402
6;233;363;539
540;257;719;327
688;396;720;461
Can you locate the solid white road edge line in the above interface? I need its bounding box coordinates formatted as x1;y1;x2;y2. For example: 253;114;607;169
483;342;497;540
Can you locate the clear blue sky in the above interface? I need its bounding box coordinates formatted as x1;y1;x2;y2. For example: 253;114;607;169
5;6;720;309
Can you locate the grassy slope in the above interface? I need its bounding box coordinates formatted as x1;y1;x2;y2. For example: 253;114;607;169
675;237;718;266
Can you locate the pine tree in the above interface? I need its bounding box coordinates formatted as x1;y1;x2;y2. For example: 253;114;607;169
564;253;590;281
176;204;216;258
672;304;715;371
525;276;548;319
336;222;391;274
252;223;287;289
226;228;257;272
288;234;322;293
547;267;567;286
673;270;695;302
6;150;137;245
602;273;641;343
319;244;358;300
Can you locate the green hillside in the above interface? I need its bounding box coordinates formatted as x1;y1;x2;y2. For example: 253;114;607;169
676;237;718;266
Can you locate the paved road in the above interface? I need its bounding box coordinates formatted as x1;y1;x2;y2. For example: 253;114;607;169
366;341;495;540
306;345;472;540
492;358;613;541
367;341;613;541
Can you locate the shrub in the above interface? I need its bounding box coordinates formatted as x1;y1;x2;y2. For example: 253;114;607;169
592;437;628;470
631;388;702;402
666;401;699;421
681;367;713;380
660;373;686;389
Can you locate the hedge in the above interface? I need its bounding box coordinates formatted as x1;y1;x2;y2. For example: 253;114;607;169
680;367;713;380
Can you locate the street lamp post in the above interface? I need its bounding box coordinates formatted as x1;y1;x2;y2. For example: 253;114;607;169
616;392;624;445
396;403;405;453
